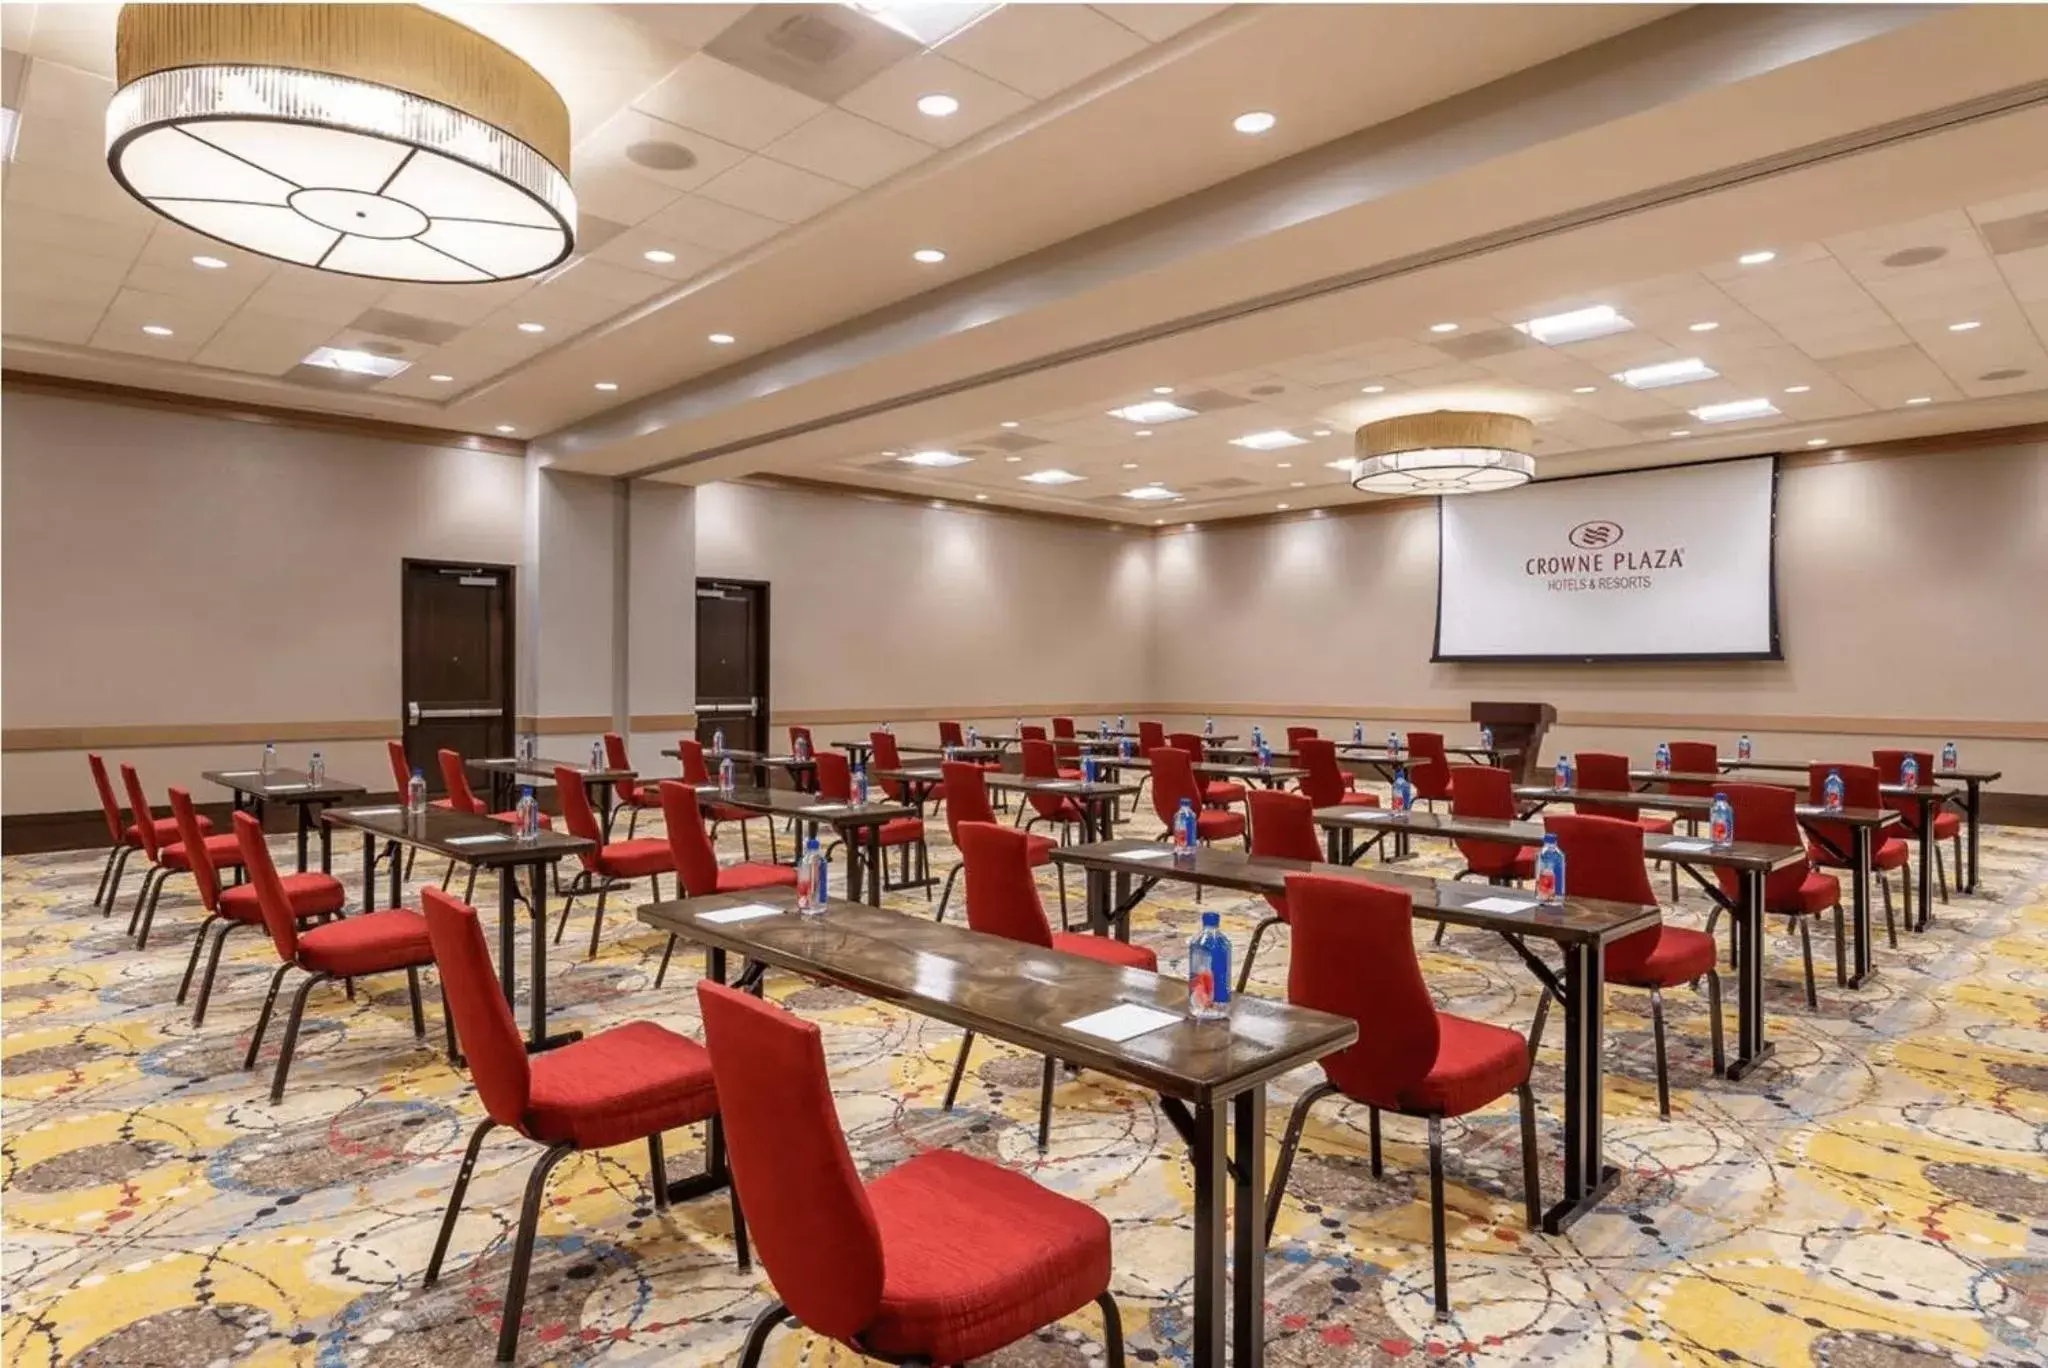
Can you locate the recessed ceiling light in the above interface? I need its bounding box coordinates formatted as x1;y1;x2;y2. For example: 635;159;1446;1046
1290;481;1305;488
1311;429;1331;437
1108;400;1194;424
1691;397;1779;423
517;321;545;333
1429;322;1459;334
1572;385;1598;394
1784;384;1811;394
1326;457;1359;472
1233;110;1276;135
643;249;676;264
1231;429;1307;451
1516;304;1633;345
594;381;618;391
190;254;227;270
1276;461;1293;469
1134;429;1154;438
999;420;1019;428
900;449;972;468
1948;320;1981;332
496;424;516;433
429;373;454;383
881;450;899;457
1154;518;1164;525
1806;437;1830;447
1614;357;1717;390
303;345;409;377
1121;462;1139;469
1005;455;1022;463
912;247;946;264
1276;503;1290;510
1021;468;1085;485
1152;386;1175;395
916;93;960;118
708;332;735;345
1738;250;1777;266
1668;429;1692;438
1122;485;1181;501
1688;321;1719;333
1906;395;1932;405
1361;384;1386;394
141;324;174;336
974;493;989;501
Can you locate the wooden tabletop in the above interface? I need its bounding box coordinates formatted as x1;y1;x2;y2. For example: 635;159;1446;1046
986;773;1141;799
1719;758;2003;783
637;886;1358;1106
688;784;915;826
471;757;636;783
323;805;593;863
1340;744;1521;763
1101;756;1308;781
1630;770;1953;801
1514;786;1902;828
203;767;367;801
1313;805;1805;874
661;745;765;762
896;743;1004;760
1050;839;1661;946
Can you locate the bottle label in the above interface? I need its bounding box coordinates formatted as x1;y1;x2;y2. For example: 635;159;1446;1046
1537;866;1557;900
1712;816;1731;843
1190;965;1215;1014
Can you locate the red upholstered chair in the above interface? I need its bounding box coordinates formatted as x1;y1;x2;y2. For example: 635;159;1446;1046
815;750;930;894
1447;765;1537;883
423;889;743;1366
387;739;449;880
934;761;1064;927
1710;783;1841;1009
1148;747;1245;845
552;765;675;960
436;748;552;900
788;724;815;755
119;762;246;949
1018;739;1087;840
1667;741;1720;798
698;979;1126;1368
1874;748;1962;904
1050;715;1082;769
871;730;945;810
1808;762;1910;947
1169;731;1246;809
88;752;204;913
602;732;663;838
171;786;344;1027
234;812;439;1103
651;781;798;988
1295;737;1380;809
1137;720;1167;752
1285;725;1320;749
937;719;1004;786
1019;723;1049;742
1543;815;1723;1116
1266;874;1539;1319
1572;752;1676;835
1239;789;1323;991
678;738;776;863
944;822;1157;1149
785;725;820;795
1406;731;1454;808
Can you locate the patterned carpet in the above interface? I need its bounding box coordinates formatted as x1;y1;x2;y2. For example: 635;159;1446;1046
5;800;2047;1367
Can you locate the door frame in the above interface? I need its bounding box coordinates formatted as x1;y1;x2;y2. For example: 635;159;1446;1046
400;557;518;776
695;576;770;749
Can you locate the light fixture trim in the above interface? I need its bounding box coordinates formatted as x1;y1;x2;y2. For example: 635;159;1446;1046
1350;410;1536;496
900;449;972;468
1515;304;1632;346
1107;399;1195;424
1229;429;1307;451
1614;357;1718;390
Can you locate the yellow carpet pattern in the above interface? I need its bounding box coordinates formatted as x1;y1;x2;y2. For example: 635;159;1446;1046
5;803;2047;1366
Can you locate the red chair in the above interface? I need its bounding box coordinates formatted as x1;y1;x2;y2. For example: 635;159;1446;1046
170;786;343;1027
1405;731;1455;809
1447;765;1537;883
602;732;663;838
119;762;245;949
423;888;743;1365
234;812;440;1103
1710;783;1840;1008
679;738;776;862
88;752;205;914
1169;731;1245;809
1148;747;1245;845
938;719;1003;782
944;822;1157;1148
1874;748;1962;904
1808;762;1910;946
651;780;798;988
1240;789;1322;992
871;730;944;811
933;761;1064;927
1295;737;1381;809
436;748;552;900
698;979;1126;1368
1285;725;1320;749
1266;873;1539;1319
552;765;675;960
1572;752;1676;835
1543;815;1723;1116
1018;739;1087;840
816;750;929;895
1136;720;1166;752
386;739;449;880
1019;723;1049;742
785;724;819;795
1663;740;1722;899
788;724;815;755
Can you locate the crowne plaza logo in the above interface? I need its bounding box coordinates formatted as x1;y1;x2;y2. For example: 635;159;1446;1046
1526;518;1684;589
1568;520;1623;550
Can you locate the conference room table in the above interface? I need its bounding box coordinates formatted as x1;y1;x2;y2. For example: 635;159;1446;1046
636;885;1357;1368
1718;757;1999;894
660;744;819;790
203;767;367;873
1310;807;1800;1081
1337;742;1523;780
1514;786;1903;987
1096;756;1308;789
324;805;593;1053
686;784;920;905
471;756;635;836
1051;838;1659;1235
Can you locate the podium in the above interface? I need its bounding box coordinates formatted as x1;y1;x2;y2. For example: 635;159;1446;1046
1470;701;1554;785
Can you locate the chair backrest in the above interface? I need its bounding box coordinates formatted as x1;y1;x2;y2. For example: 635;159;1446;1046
1806;762;1884;855
423;887;533;1129
1148;746;1202;827
552;766;604;867
1248;789;1323;864
1050;716;1076;739
1448;764;1526;878
937;720;964;748
1406;731;1453;801
438;749;482;815
603;733;642;802
661;780;721;895
88;754;126;843
1667;740;1719;798
1571;751;1640;820
955;821;1055;949
120;764;164;860
940;761;994;840
1284;873;1440;1107
387;739;413;794
1293;737;1350;808
1137;720;1166;753
814;750;853;802
1017;740;1072;821
696;980;886;1342
1872;749;1936;832
1167;732;1206;762
168;787;223;912
868;731;907;800
675;738;712;785
788;724;814;756
1713;782;1812;906
1543;813;1655;904
232;811;302;963
1285;726;1319;749
1019;724;1048;743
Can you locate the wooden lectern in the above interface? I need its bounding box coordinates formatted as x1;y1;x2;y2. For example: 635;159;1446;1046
1470;701;1554;785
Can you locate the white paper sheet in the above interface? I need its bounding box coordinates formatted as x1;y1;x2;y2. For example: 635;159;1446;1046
1464;895;1537;915
698;903;784;924
446;834;510;847
1065;1002;1182;1042
263;783;310;792
351;806;402;816
1660;838;1713;853
1118;846;1176;861
801;804;848;815
1040;781;1082;791
217;770;260;778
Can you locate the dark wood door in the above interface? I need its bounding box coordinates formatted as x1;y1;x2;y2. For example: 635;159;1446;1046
696;579;768;754
402;561;513;792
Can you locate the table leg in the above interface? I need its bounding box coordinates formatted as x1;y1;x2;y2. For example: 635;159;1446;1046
388;834;403;909
844;826;864;908
1544;940;1618;1232
1964;781;1981;893
1916;805;1934;931
867;828;883;906
318;806;333;874
497;863;519;1005
1084;865;1110;935
598;781;617;841
1726;868;1775;1080
1114;870;1133;944
362;832;376;912
1849;826;1872;988
521;859;582;1054
1231;1088;1268;1368
1323;825;1341;864
1190;1099;1227;1368
295;802;311;873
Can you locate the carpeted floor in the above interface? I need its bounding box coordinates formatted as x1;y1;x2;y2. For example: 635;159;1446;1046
4;799;2047;1366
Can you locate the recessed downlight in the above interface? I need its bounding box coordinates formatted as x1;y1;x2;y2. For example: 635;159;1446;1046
1949;320;1981;332
1276;503;1290;510
141;324;174;336
517;321;545;333
1738;250;1777;266
708;332;735;345
1429;322;1459;334
1233;110;1276;135
999;420;1019;428
643;249;676;264
1906;395;1932;405
1311;429;1331;437
1572;385;1598;394
1121;461;1139;469
974;493;989;501
900;449;972;468
1688;320;1719;333
429;373;454;382
1784;384;1811;394
1361;384;1386;394
1668;429;1692;437
1108;400;1194;424
1005;455;1023;462
1134;429;1154;438
191;254;227;270
594;381;618;391
1806;437;1830;447
1020;468;1085;485
912;247;946;264
916;93;959;118
496;424;516;433
1122;484;1181;501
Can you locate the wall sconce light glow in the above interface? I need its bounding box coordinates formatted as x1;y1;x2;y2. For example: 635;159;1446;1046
912;247;946;264
303;345;409;377
916;93;960;117
900;449;973;468
1232;110;1276;135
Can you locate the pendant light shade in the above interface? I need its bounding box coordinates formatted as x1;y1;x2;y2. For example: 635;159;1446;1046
106;4;575;283
1350;410;1536;495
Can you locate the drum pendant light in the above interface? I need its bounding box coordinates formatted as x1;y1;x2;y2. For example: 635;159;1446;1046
106;4;575;283
1350;410;1537;495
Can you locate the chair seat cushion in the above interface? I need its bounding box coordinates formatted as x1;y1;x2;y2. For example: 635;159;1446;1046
160;833;245;870
863;1149;1112;1364
621;789;662;809
1930;809;1962;839
1339;790;1381;808
1778;869;1841;915
297;909;433;977
875;818;926;846
1391;1013;1531;1117
1050;932;1158;971
1196;810;1245;841
1203;781;1247;806
220;872;346;924
1635;815;1676;836
488;810;554;830
1056;768;1083;782
525;1020;718;1150
1606;925;1716;987
597;838;674;878
716;863;799;893
707;804;756;825
131;814;210;846
1807;835;1910;871
1024;833;1058;866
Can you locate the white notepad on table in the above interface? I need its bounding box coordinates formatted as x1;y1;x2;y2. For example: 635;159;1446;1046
217;770;260;778
1660;838;1712;853
1065;1002;1181;1042
446;834;510;847
801;804;848;815
698;903;784;925
1118;846;1176;861
1465;895;1537;915
351;806;402;816
264;783;310;792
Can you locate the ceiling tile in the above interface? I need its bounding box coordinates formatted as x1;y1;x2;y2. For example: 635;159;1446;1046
371;278;538;328
612;3;752;53
583;223;727;281
762;108;933;189
2;294;103;346
542;257;673;306
89;286;239;359
19;52;110;122
632;52;828;152
571;164;686;228
1091;4;1226;42
576;107;750;193
13;3;114;76
642;193;786;254
835;49;1033;148
191;312;350;376
695;155;856;224
241;270;392;326
703;4;919;104
939;5;1149;99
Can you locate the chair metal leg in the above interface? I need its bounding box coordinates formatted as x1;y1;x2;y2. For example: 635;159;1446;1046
243;962;294;1070
1516;1083;1541;1228
1096;1291;1126;1368
740;820;752;863
1527;989;1551;1062
135;868;176;949
626;807;640;840
1368;1105;1383;1177
495;1142;576;1364
1056;866;1070;931
190;920;240;1027
1037;1054;1056;1151
92;844;120;911
406;966;427;1037
424;1117;497;1285
1705;968;1726;1076
1935;841;1949;903
654;934;678;988
177;914;220;1004
404;846;416;881
269;970;330;1103
1879;872;1897;949
463;865;478;904
1236;916;1282;994
1431;920;1447;946
1427;1117;1450;1320
1263;1080;1336;1240
440;857;457;890
1798;916;1817;1010
934;862;962;923
1649;987;1671;1119
727;1165;750;1270
648;1132;669;1211
586;887;608;960
127;865;157;937
102;845;135;916
942;1031;976;1111
736;1299;790;1368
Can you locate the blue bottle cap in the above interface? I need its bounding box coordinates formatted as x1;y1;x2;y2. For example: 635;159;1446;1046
1543;832;1558;843
1200;910;1221;927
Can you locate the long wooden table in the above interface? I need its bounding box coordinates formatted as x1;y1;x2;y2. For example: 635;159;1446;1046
1050;838;1659;1236
685;784;921;905
1718;757;1998;894
203;767;367;873
471;756;635;836
636;886;1357;1368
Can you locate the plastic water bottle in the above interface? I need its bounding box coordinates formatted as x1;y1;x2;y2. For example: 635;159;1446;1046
1353;721;1365;746
1940;741;1958;772
1709;792;1735;847
943;744;957;763
1173;798;1199;862
795;734;810;760
261;741;277;776
1119;736;1133;760
1737;733;1753;761
1479;724;1493;752
589;740;603;769
1554;755;1572;790
407;768;427;818
1256;736;1273;771
1204;716;1215;738
1387;730;1402;759
1823;768;1845;812
1251;724;1265;748
884;721;894;735
1187;910;1232;1020
1536;833;1566;905
1654;741;1671;774
308;750;325;786
1118;714;1128;733
1015;717;1024;737
797;837;827;913
966;724;979;748
711;727;725;754
1099;718;1111;737
853;763;871;805
1081;750;1098;784
718;754;736;795
514;787;539;842
1392;766;1413;813
1900;755;1920;790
